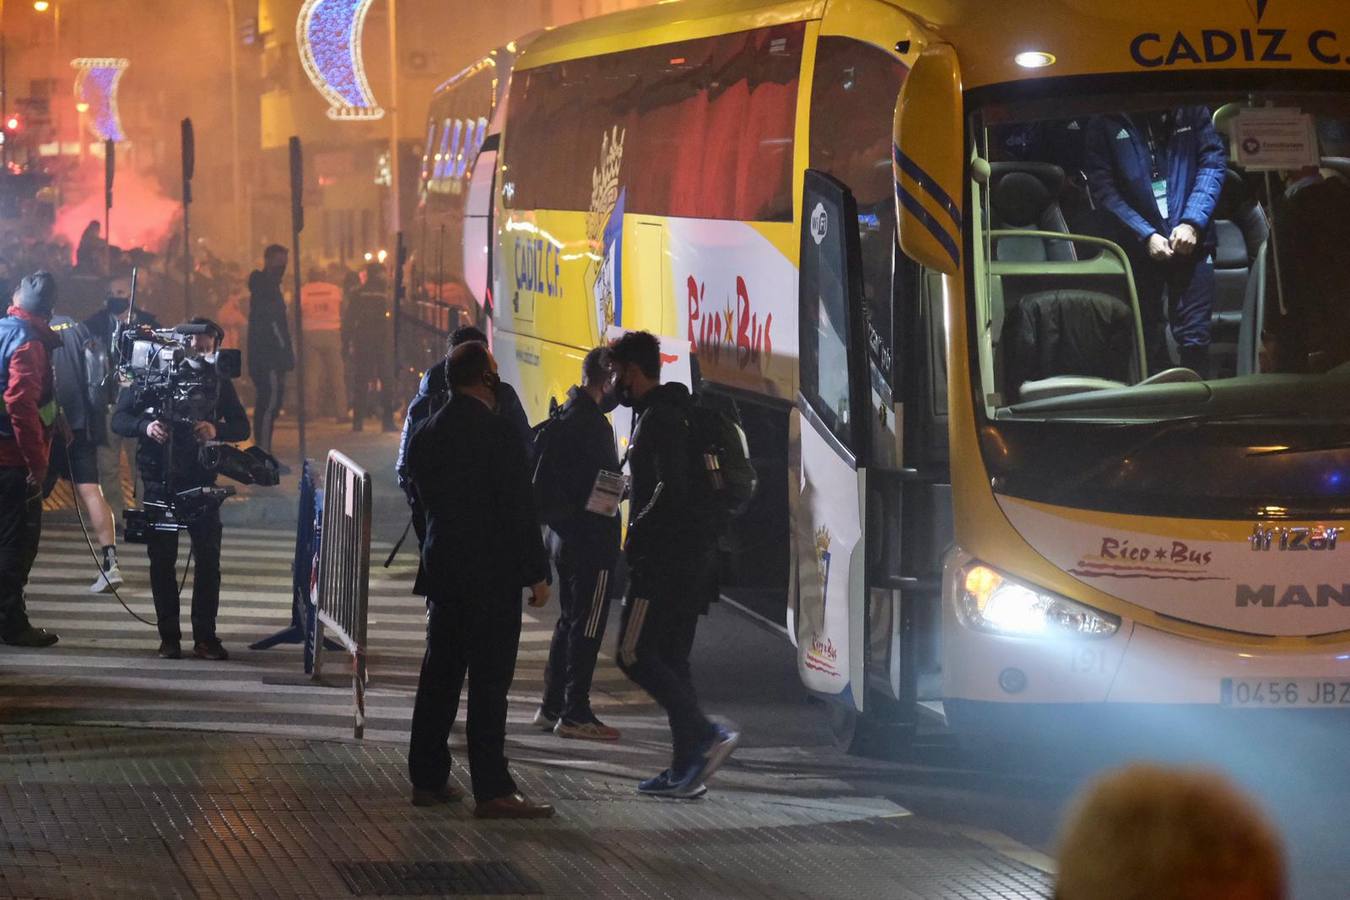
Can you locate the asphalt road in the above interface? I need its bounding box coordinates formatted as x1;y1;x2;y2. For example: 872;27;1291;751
245;420;1350;897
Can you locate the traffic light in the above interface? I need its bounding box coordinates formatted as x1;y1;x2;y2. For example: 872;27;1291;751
4;115;20;132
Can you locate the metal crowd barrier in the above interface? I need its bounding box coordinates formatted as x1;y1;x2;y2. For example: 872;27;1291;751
312;450;373;738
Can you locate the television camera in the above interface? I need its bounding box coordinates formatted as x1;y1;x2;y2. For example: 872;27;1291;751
115;319;280;543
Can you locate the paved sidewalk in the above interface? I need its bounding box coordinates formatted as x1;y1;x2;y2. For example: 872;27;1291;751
0;724;1053;900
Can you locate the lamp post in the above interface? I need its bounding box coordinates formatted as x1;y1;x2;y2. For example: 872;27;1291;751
224;0;242;261
386;0;400;235
33;0;60;153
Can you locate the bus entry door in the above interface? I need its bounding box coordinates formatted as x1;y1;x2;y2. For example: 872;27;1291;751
794;171;871;711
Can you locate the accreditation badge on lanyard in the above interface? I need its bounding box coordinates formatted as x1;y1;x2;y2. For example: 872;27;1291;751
1146;121;1169;220
586;469;628;517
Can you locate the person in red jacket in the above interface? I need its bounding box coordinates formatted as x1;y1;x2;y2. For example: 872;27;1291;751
0;272;62;647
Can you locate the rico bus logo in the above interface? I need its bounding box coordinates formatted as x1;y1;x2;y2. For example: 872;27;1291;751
1129;0;1350;69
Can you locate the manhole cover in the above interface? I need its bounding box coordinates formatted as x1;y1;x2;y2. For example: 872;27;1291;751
335;860;542;896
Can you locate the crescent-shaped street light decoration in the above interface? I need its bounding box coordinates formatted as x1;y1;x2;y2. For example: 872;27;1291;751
71;58;129;142
297;0;385;121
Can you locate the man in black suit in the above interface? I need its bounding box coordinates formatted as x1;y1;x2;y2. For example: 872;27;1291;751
405;340;554;818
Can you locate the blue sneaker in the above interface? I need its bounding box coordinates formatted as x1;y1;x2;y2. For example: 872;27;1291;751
674;724;740;794
637;769;707;799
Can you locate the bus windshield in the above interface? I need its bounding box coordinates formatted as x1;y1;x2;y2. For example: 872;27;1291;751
966;85;1350;519
969;87;1350;422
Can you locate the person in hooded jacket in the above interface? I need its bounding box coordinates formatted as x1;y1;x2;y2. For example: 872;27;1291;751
246;245;294;453
0;272;62;647
531;346;623;741
607;330;739;799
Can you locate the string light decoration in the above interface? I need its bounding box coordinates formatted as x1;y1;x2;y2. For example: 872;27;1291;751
71;58;129;142
296;0;385;121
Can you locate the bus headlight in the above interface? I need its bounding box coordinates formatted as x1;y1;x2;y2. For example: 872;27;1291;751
957;563;1119;639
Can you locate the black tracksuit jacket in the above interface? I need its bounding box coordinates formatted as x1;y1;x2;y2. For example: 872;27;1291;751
624;382;716;608
537;386;620;570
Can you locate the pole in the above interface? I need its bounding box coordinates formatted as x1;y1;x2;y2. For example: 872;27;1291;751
386;0;400;238
225;0;243;261
289;136;307;463
50;2;59;153
1;30;7;170
392;230;404;399
103;137;113;275
181;118;195;319
1;20;8;170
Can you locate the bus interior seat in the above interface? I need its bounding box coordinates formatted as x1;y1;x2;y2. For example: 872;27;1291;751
1210;168;1269;378
1234;235;1269;377
1004;288;1135;401
1321;156;1350;179
990;162;1078;262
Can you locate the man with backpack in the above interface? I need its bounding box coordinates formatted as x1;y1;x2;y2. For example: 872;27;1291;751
531;347;623;741
607;330;741;798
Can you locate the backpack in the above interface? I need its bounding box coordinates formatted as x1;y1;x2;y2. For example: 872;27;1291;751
530;397;568;529
684;399;757;527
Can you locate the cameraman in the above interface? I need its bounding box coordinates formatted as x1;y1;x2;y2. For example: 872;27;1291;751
111;317;249;660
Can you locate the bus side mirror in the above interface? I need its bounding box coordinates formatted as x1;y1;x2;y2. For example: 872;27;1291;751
893;43;964;276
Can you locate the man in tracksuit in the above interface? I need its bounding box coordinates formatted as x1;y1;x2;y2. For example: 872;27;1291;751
0;273;62;647
533;347;623;741
608;330;738;799
1085;106;1227;374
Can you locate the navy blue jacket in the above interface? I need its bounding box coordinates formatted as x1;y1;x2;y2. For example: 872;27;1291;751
534;386;621;568
1085;108;1227;250
395;359;531;490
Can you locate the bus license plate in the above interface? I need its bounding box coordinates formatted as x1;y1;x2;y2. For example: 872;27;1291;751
1221;678;1350;708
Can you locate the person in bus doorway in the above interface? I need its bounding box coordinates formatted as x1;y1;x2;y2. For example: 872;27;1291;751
608;330;739;799
532;346;623;741
246;245;294;455
1085;106;1227;375
405;340;554;818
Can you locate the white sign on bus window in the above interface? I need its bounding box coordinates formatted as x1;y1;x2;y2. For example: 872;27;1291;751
1234;108;1320;171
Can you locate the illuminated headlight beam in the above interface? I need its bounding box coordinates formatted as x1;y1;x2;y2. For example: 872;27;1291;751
297;0;385;121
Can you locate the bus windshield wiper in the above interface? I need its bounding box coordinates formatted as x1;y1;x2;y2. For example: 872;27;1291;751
1248;440;1350;457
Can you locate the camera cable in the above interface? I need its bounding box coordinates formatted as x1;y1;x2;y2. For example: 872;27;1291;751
69;461;158;628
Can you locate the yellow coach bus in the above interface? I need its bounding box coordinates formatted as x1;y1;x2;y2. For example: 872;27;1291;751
485;0;1350;749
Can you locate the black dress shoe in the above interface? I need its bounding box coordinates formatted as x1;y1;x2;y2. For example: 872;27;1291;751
158;641;182;659
3;627;59;648
411;783;466;807
193;639;229;661
473;792;554;819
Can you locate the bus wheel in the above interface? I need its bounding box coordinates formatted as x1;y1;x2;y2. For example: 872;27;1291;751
828;703;913;759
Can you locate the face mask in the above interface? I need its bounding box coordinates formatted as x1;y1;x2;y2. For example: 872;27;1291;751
599;390;621;415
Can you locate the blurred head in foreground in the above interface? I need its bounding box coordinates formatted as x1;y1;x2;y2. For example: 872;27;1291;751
1055;764;1285;900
